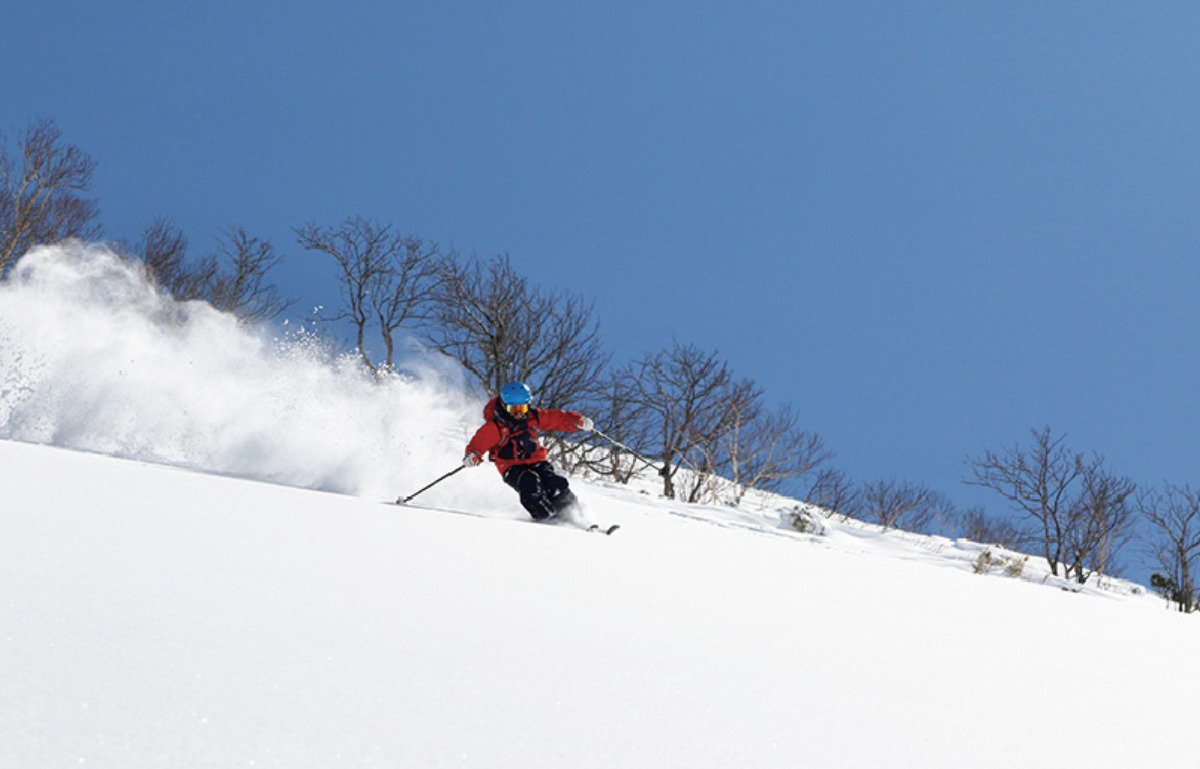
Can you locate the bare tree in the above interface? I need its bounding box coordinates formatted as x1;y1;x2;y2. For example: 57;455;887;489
618;340;731;500
860;479;942;533
966;427;1082;576
1;118;101;272
1139;484;1200;612
137;217;192;291
967;426;1133;581
956;506;1029;552
121;217;215;301
208;227;293;324
806;467;860;520
1062;465;1136;583
425;251;608;409
719;381;830;505
120;219;291;324
575;374;654;483
295;217;440;376
681;376;760;503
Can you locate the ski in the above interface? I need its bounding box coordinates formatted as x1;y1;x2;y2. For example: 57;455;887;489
552;507;619;535
543;518;620;535
535;512;620;535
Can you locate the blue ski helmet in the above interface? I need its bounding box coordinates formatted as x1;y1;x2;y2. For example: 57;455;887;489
500;381;533;407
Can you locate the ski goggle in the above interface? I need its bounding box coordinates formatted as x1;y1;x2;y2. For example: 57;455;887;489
505;403;530;417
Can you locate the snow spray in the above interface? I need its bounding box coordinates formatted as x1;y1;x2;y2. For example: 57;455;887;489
0;241;487;501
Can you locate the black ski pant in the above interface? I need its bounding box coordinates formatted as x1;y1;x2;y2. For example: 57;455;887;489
503;461;576;521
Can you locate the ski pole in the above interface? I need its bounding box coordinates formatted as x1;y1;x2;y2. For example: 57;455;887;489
591;428;662;473
396;465;465;504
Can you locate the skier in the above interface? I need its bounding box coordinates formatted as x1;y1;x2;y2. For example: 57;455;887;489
462;381;594;522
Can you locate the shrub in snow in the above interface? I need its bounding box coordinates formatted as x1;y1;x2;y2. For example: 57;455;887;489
783;505;828;536
973;549;1028;579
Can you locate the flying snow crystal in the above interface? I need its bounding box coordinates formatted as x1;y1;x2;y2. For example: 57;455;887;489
0;241;479;498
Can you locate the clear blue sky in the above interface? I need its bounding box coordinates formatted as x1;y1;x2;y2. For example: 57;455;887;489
6;2;1200;559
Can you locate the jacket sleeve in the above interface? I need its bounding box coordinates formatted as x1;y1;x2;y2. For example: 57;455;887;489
536;409;585;432
465;422;502;457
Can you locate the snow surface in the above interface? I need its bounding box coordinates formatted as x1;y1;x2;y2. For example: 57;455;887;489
2;243;1199;768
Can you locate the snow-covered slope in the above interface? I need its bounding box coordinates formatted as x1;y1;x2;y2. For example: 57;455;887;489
4;438;1198;769
3;243;1199;768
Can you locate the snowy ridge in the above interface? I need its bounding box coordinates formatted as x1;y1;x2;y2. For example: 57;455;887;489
581;474;1152;602
2;243;1198;768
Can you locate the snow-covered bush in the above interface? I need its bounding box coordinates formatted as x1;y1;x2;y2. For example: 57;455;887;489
973;549;1028;579
783;505;828;536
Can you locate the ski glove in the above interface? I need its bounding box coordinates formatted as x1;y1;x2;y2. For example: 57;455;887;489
462;452;483;468
577;416;595;431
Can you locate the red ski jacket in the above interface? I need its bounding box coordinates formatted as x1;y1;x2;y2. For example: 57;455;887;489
465;397;585;475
